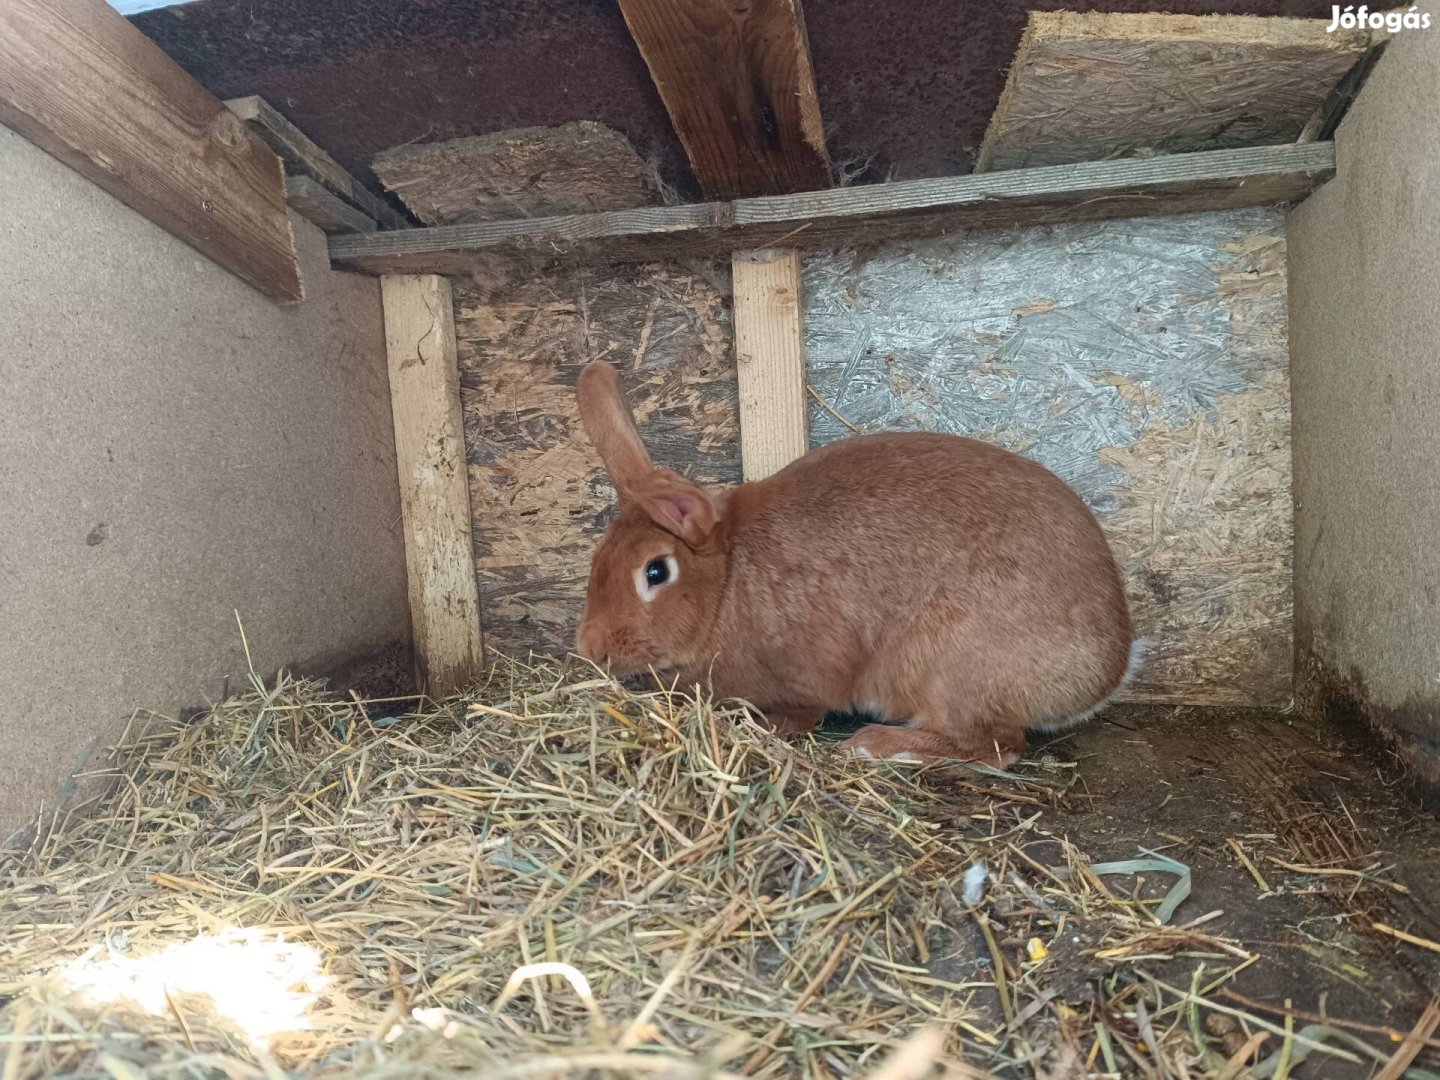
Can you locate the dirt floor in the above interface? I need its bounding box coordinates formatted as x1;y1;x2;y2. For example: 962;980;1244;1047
827;702;1440;1077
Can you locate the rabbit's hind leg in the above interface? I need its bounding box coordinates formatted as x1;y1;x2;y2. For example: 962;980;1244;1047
841;720;1023;767
756;704;823;736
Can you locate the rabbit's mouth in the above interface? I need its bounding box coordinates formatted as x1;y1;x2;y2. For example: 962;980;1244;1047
615;668;677;692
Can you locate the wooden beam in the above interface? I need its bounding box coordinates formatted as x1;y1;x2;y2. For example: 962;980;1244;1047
329;142;1336;276
0;0;302;303
225;95;409;230
380;274;485;697
976;12;1370;173
732;249;809;480
286;175;376;235
617;0;830;199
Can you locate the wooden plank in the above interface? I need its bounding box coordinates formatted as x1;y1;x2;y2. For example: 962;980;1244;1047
285;175;376;235
732;249;808;481
976;12;1370;173
0;0;302;303
225;96;355;200
617;0;830;199
329;142;1336;276
225;95;409;230
372;122;662;227
380;274;485;696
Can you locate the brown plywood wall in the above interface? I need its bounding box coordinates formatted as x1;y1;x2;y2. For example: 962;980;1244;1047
456;206;1291;706
455;263;739;658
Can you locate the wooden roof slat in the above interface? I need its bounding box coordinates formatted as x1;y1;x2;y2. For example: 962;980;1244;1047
226;95;409;230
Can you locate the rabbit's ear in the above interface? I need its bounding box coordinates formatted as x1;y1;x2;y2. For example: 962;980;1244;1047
635;470;719;550
577;362;653;497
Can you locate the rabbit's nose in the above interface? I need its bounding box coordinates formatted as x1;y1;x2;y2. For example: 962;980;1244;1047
576;620;605;664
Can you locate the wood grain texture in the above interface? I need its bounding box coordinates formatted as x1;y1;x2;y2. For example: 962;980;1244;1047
328;143;1336;275
226;95;409;230
732;249;808;480
0;0;301;302
617;0;830;199
977;11;1369;173
285;175;375;234
373;122;662;227
381;274;485;695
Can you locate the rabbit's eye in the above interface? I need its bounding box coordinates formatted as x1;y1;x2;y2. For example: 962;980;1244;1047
635;555;679;602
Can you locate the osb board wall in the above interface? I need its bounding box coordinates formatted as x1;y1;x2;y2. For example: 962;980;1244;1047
805;207;1292;706
456;207;1291;706
455;264;739;658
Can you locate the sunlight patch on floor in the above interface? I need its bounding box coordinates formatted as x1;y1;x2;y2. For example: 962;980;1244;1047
54;929;327;1047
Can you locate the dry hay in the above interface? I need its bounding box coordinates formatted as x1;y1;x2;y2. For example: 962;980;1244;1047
1;661;1431;1079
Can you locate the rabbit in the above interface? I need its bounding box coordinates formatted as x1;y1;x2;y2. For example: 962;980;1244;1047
574;360;1141;767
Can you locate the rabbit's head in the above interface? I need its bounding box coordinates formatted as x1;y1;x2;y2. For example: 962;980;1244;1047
574;362;728;680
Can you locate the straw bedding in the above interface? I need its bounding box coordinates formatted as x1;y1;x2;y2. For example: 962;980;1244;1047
0;660;1424;1078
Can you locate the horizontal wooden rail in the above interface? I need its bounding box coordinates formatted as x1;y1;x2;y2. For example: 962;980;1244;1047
328;142;1334;275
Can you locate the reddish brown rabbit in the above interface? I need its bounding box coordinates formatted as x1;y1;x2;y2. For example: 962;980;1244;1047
575;361;1140;766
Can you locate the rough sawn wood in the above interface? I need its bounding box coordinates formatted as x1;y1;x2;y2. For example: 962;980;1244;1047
617;0;831;199
226;95;408;230
732;249;809;481
0;0;302;302
380;274;486;695
976;11;1370;172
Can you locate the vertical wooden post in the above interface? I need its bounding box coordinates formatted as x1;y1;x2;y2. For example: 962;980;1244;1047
380;274;484;696
732;249;809;480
